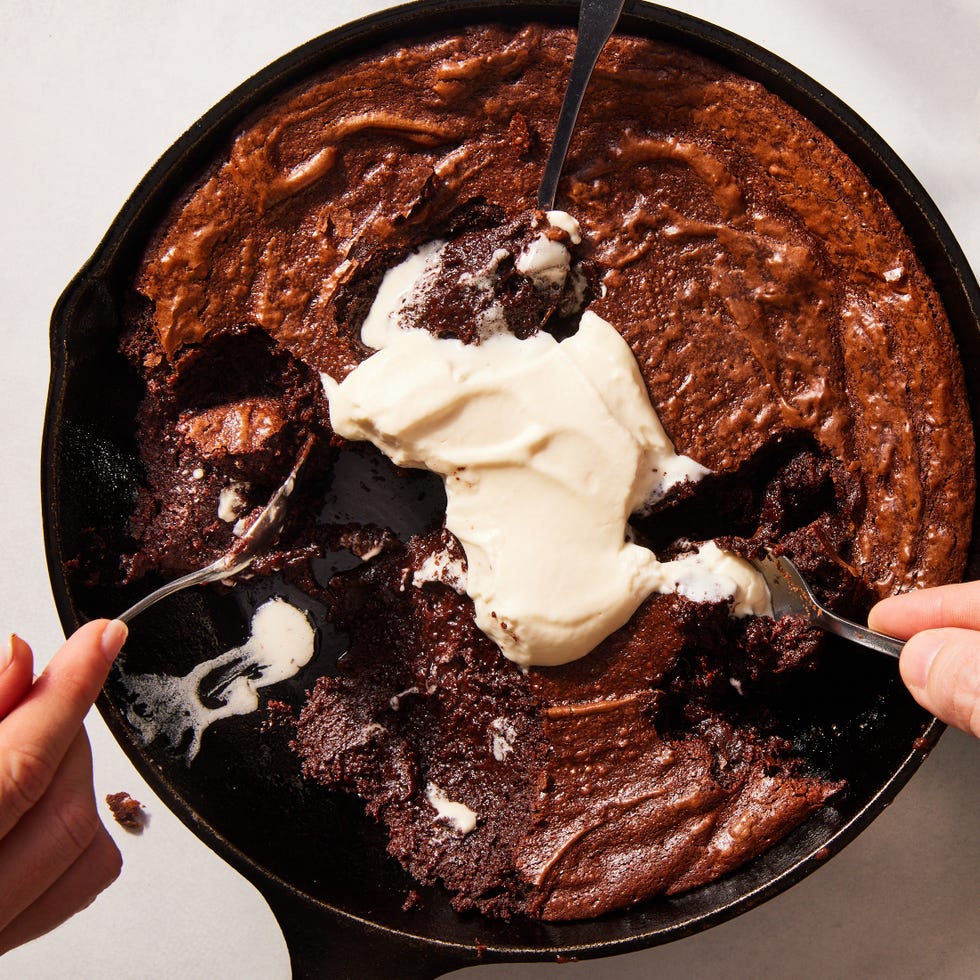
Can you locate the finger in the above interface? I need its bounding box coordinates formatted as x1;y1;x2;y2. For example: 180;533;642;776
0;635;34;720
0;731;101;930
0;824;121;955
869;581;980;638
0;620;127;838
900;627;980;738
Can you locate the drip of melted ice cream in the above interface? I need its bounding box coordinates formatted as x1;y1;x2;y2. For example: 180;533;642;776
117;598;315;762
324;214;770;667
425;783;478;835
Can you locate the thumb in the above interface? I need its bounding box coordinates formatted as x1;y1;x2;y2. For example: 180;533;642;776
899;628;980;738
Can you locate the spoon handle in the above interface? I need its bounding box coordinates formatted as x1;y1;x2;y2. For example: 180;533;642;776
538;0;626;210
117;554;251;624
813;610;905;659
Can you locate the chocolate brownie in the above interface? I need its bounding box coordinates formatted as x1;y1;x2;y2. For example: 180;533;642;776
116;24;973;919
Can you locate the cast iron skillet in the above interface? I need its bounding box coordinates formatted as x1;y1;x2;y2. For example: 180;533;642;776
42;1;980;976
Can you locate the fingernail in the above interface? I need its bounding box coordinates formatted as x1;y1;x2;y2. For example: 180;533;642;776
100;620;129;661
1;635;14;674
900;633;943;691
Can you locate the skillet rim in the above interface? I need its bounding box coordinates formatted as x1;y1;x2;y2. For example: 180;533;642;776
41;0;977;972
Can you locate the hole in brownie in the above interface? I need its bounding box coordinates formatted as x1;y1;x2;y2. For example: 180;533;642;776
629;430;852;554
333;199;595;347
117;322;332;585
647;597;830;775
333;198;509;346
332;244;414;350
170;326;315;411
637;432;870;768
435;198;508;239
317;443;447;544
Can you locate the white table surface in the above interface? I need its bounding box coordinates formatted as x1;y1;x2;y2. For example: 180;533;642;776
1;1;977;977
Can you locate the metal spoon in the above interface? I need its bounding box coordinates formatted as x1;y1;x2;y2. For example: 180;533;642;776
751;551;904;658
117;437;314;624
538;0;626;210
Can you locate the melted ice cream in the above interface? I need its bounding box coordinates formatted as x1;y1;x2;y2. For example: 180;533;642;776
324;214;770;667
218;482;248;522
425;783;478;834
116;598;315;763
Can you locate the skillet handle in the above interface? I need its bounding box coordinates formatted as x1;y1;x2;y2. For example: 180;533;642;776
260;882;473;979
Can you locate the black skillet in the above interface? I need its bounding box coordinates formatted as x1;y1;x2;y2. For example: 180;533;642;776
42;1;980;976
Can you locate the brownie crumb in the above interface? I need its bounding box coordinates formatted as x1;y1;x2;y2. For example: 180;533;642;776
106;792;146;832
262;699;297;732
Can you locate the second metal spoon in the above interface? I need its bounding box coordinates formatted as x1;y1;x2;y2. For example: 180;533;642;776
117;437;314;624
751;551;905;658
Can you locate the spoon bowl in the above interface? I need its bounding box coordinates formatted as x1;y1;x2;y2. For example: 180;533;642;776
117;437;315;624
751;551;905;658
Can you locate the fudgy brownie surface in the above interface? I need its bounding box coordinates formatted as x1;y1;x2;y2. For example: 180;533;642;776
117;24;974;919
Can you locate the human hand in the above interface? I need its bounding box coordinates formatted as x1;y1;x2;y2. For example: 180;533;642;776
869;583;980;738
0;620;128;955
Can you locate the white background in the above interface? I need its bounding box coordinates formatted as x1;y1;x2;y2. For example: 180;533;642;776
1;1;978;977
